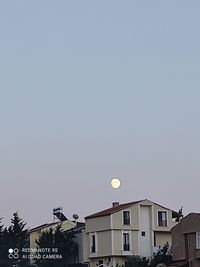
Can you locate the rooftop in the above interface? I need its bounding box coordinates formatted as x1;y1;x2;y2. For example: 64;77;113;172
85;199;181;219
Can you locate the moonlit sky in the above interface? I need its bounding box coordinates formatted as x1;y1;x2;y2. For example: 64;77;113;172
0;1;200;228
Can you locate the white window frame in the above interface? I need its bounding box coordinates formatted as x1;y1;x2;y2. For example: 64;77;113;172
122;210;131;225
121;230;132;254
157;210;168;227
196;232;200;249
90;232;98;254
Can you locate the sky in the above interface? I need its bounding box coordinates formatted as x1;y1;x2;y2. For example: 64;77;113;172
0;1;200;228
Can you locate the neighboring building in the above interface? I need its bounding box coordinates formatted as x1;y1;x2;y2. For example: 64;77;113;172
30;210;86;266
30;219;76;251
171;213;200;267
84;199;181;267
67;222;86;265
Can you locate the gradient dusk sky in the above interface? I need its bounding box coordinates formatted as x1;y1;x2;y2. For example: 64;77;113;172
0;1;200;228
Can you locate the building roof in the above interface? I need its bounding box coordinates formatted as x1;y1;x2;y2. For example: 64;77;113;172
171;212;200;231
193;212;200;217
85;199;181;219
30;221;85;234
30;222;58;233
85;200;144;219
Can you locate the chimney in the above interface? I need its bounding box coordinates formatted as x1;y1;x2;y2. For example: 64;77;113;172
112;202;120;208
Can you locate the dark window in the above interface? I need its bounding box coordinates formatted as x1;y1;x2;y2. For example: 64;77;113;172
123;211;130;225
123;233;130;251
141;231;146;236
154;232;156;246
91;234;96;253
158;211;167;226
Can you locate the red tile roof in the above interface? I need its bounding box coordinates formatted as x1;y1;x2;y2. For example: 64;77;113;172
85;200;145;219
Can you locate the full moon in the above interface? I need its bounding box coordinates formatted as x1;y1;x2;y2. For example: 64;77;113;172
111;178;121;189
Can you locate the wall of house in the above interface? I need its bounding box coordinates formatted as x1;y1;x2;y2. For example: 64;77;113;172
153;205;172;231
72;230;84;263
185;233;200;267
192;259;200;267
113;229;121;255
30;221;76;249
153;204;174;232
112;229;139;256
155;232;172;247
112;205;140;230
30;231;40;249
85;216;111;233
83;229;90;263
132;230;140;256
97;231;112;256
171;213;200;265
172;223;187;261
181;214;200;234
187;233;196;260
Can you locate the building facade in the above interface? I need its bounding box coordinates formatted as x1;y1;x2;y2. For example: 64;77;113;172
171;213;200;267
84;199;181;267
30;219;86;266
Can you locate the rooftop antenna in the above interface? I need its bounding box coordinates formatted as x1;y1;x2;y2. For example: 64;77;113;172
178;206;183;217
53;206;67;222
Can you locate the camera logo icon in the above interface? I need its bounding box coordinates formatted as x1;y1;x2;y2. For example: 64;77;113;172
8;248;19;259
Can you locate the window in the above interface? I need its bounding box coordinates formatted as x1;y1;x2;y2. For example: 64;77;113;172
196;232;200;249
141;231;146;237
123;211;131;225
158;211;167;226
154;232;156;246
123;232;130;251
90;233;96;253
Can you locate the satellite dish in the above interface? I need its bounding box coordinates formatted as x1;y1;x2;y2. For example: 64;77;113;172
73;214;79;220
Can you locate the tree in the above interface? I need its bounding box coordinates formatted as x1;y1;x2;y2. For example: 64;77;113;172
0;213;30;267
0;217;13;267
125;257;150;267
35;224;78;267
124;243;172;267
150;243;172;267
0;217;3;251
7;212;30;267
0;219;7;267
35;227;55;267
